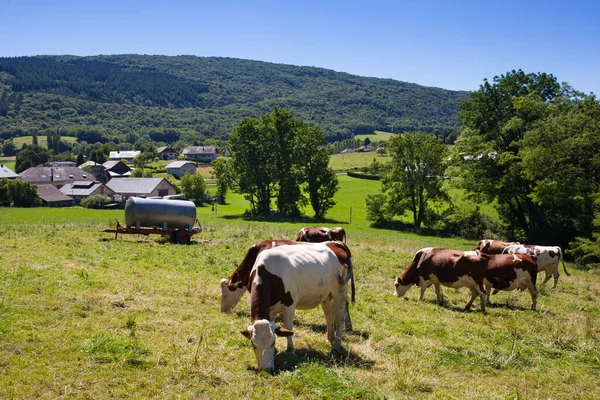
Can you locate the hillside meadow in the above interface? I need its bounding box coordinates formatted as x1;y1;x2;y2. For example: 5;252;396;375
1;176;599;399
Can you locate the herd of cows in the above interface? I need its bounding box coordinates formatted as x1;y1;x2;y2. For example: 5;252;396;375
219;229;569;371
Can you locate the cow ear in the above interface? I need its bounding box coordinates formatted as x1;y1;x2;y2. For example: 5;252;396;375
220;278;229;288
274;327;294;337
240;326;253;339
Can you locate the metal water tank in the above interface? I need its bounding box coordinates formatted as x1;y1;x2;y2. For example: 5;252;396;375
125;197;196;229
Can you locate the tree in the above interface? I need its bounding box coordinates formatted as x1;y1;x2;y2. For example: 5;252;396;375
228;116;278;214
452;70;599;245
306;147;338;218
15;144;51;173
228;106;336;216
2;139;16;157
0;179;41;207
211;158;233;204
371;132;448;228
180;173;206;204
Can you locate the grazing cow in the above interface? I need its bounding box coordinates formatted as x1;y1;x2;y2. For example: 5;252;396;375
221;240;355;330
394;248;488;312
474;239;520;254
502;244;570;288
484;253;538;310
240;243;351;370
296;227;346;243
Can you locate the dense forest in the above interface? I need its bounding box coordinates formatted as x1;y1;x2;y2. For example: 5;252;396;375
0;55;467;144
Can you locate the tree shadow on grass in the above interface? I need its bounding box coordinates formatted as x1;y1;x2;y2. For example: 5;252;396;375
220;213;347;225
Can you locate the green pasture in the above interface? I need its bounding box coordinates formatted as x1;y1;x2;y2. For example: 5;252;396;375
329;152;390;172
10;135;78;149
354;130;396;143
1;175;598;399
0;157;16;172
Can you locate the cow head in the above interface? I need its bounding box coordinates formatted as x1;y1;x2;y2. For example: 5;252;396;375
220;278;247;312
241;319;294;371
394;275;413;297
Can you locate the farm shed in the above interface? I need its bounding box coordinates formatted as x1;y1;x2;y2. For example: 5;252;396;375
165;161;197;178
19;166;96;189
36;184;74;207
182;146;217;162
60;181;115;204
108;151;141;163
102;160;132;180
106;177;177;201
157;146;178;160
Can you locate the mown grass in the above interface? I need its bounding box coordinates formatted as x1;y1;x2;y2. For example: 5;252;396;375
354;130;396;143
1;178;599;399
10;135;78;149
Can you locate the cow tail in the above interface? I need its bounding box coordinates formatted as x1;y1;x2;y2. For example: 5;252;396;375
341;257;355;304
349;257;355;303
560;249;570;276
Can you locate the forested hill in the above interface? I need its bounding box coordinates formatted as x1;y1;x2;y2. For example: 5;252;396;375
0;55;468;143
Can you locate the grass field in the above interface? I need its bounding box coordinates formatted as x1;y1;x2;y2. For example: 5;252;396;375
354;130;396;143
1;175;598;399
11;135;78;149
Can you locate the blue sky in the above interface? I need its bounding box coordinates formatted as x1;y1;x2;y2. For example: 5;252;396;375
1;0;599;94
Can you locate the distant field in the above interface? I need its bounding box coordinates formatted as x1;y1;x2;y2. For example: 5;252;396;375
0;157;16;172
354;130;396;143
11;135;78;148
329;152;390;172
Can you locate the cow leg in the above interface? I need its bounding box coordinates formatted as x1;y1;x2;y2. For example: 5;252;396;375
478;285;487;313
527;279;538;310
541;270;553;286
484;282;492;306
464;288;477;310
333;295;345;352
434;282;443;304
282;306;296;354
552;269;559;289
321;298;335;348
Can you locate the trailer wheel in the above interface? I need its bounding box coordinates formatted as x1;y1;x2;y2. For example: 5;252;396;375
175;229;190;244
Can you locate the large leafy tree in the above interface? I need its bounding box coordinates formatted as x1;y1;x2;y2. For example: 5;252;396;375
228;106;337;217
370;131;448;228
15;144;51;173
452;69;600;245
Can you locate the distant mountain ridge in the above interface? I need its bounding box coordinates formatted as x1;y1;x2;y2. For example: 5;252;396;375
0;55;468;143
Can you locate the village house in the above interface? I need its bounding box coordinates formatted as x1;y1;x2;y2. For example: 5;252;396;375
36;184;74;207
60;181;115;204
102;160;132;181
182;146;217;162
105;177;177;201
0;164;18;179
108;151;141;163
19;166;96;189
157;146;178;160
165;160;197;178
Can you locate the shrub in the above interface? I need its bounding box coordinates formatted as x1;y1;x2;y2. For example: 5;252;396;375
80;194;111;209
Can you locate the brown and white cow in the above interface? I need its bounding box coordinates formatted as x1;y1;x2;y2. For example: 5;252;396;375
296;227;346;243
474;239;520;254
240;243;352;370
484;253;538;310
221;240;355;330
394;248;488;312
502;244;570;288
